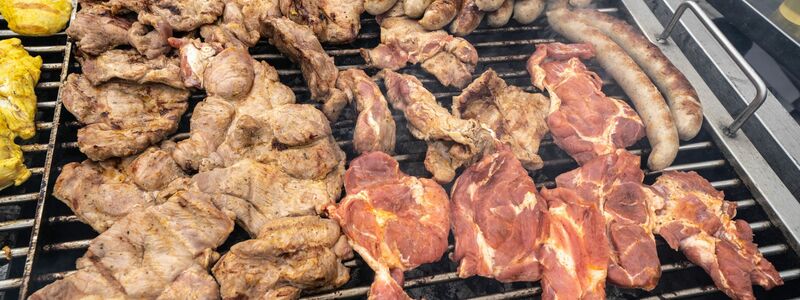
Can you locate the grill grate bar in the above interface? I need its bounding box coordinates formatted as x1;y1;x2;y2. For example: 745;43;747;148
0;193;38;205
639;269;800;300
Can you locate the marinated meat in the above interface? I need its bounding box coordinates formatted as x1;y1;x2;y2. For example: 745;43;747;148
200;0;281;48
128;21;173;59
30;183;234;299
53;146;186;232
361;17;478;88
262;17;348;121
653;171;783;299
556;149;663;290
328;151;450;299
78;49;185;89
66;5;133;56
279;0;364;44
450;146;547;282
107;0;226;32
381;69;494;183
539;187;609;300
213;216;352;299
527;42;645;165
61;74;189;161
453;69;549;170
336;69;396;154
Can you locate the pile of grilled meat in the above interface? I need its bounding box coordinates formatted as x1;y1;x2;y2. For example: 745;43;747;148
30;0;783;299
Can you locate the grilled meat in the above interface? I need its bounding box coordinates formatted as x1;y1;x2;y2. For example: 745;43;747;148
527;43;645;165
104;0;226;32
450;0;484;36
653;171;783;299
381;69;493;183
61;74;189;161
418;0;458;30
556;150;663;290
213;216;352;299
279;0;364;44
450;146;547;282
539;187;609;300
336;69;396;154
262;17;349;121
200;0;281;48
328;151;450;299
30;183;234;299
0;0;72;36
454;69;549;170
361;17;478;88
66;5;133;56
128;21;173;59
78;49;185;89
53;146;186;232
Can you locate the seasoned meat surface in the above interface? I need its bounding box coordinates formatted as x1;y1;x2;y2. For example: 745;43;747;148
454;69;549;170
279;0;364;44
62;74;189;160
128;21;173;59
213;216;352;299
450;146;547;282
101;0;225;32
200;0;281;48
328;152;450;299
78;49;185;89
66;5;132;56
336;69;396;154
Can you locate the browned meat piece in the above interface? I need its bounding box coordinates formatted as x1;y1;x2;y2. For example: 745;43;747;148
527;43;645;165
169;37;258;98
381;69;493;183
262;17;348;121
200;0;280;48
361;17;478;88
450;146;547;282
538;187;609;300
279;0;364;44
29;183;234;299
328;151;450;299
128;21;173;59
213;216;352;299
454;69;549;170
450;0;484;36
66;5;132;56
556;149;663;290
653;171;783;299
419;0;458;30
53;146;186;232
336;69;396;154
107;0;226;32
61;74;189;161
78;49;185;89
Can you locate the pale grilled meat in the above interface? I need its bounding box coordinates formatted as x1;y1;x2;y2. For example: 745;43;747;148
61;74;189;161
78;49;185;89
336;69;396;154
279;0;364;44
66;4;132;56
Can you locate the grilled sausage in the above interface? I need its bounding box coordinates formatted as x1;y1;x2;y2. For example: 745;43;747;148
575;9;702;140
451;0;485;36
512;0;544;24
548;8;679;170
476;0;504;11
420;0;458;30
487;0;514;27
405;0;433;18
366;0;399;15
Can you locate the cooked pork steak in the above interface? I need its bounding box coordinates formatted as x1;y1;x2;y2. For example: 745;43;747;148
66;5;132;56
78;49;185;89
328;152;450;299
200;0;281;48
213;216;351;299
128;21;173;59
279;0;364;44
336;69;396;154
450;146;547;282
53;146;186;232
100;0;225;32
61;74;189;160
454;69;549;170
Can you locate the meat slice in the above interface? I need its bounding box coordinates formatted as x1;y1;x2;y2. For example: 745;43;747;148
30;183;234;299
336;69;396;154
61;74;189;161
527;42;645;165
361;17;478;88
199;0;281;48
555;149;663;290
105;0;225;32
168;37;256;97
381;69;494;183
78;49;185;89
450;146;547;282
453;69;549;170
66;5;133;56
539;187;609;300
653;171;783;299
279;0;364;44
53;146;186;232
128;21;173;59
262;17;348;121
328;152;450;299
213;216;352;299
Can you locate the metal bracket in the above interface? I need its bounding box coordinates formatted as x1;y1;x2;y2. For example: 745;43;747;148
656;0;767;137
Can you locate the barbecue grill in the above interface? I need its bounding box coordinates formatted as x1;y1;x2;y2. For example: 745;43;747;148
1;0;799;299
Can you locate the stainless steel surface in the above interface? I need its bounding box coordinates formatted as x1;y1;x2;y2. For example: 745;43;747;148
10;0;800;299
657;0;768;137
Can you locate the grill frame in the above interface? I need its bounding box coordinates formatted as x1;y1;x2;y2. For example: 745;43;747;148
0;0;798;299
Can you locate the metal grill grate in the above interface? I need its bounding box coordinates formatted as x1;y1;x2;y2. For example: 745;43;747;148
3;0;798;299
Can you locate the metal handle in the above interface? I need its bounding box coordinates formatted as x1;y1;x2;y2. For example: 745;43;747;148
656;0;767;137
